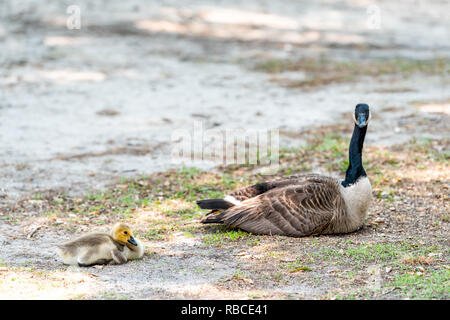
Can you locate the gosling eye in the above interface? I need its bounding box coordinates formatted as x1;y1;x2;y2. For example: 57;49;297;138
123;231;128;235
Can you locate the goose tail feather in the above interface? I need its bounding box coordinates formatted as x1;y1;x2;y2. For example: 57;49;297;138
196;199;235;210
201;212;226;224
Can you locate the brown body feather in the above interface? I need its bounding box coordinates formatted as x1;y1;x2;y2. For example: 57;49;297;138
201;174;369;237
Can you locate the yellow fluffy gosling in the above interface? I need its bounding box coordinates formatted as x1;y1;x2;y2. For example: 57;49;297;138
57;223;144;266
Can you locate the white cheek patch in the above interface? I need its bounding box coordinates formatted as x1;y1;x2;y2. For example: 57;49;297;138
224;195;241;206
352;112;358;125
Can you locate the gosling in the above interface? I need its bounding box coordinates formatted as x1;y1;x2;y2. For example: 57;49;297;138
56;223;144;267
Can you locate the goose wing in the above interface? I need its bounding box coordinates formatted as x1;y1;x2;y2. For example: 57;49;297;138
203;179;345;237
228;174;334;201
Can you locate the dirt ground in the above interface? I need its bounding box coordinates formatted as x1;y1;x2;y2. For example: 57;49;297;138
0;1;449;299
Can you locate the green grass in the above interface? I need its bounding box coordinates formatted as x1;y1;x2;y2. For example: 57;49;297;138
390;269;450;299
31;193;43;200
343;243;400;265
316;134;349;172
345;242;439;266
255;57;450;76
289;241;444;271
316;134;347;156
137;226;168;241
292;240;448;299
203;226;253;245
255;57;450;89
406;137;450;163
151;167;240;202
232;268;246;279
283;259;313;273
278;133;350;175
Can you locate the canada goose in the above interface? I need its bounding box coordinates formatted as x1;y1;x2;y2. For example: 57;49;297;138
197;103;372;237
56;223;144;266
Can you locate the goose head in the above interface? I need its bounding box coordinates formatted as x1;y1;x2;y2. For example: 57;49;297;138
352;103;371;128
110;223;138;248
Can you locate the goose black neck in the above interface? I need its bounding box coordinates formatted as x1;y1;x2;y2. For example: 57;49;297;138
342;124;367;187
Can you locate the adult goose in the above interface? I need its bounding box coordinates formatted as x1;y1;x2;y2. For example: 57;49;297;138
197;103;372;237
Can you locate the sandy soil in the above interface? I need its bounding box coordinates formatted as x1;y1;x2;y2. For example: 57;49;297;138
0;0;449;299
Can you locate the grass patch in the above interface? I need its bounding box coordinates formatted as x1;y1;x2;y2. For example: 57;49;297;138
344;243;399;264
340;242;440;268
203;226;253;246
406;137;450;163
255;57;450;88
278;131;351;175
390;269;449;299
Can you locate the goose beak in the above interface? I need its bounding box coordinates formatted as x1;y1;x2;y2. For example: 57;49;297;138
357;113;367;128
127;236;137;246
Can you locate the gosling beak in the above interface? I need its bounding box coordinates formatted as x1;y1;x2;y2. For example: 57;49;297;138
127;236;137;246
357;113;367;128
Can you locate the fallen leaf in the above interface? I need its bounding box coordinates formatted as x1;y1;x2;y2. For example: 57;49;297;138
290;267;312;273
26;225;43;239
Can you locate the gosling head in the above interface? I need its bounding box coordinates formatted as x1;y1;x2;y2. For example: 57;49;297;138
352;103;371;128
110;223;138;248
